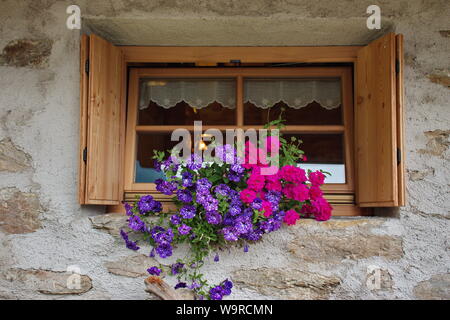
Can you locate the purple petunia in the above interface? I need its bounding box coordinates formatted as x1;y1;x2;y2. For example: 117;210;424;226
205;210;222;225
147;266;161;276
196;178;212;195
124;202;133;216
170;214;181;225
181;171;194;187
209;279;233;300
186;154;202;171
189;282;201;290
222;226;238;241
155;179;177;195
155;243;172;258
137;195;162;214
171;262;185;275
215;184;231;196
214;253;219;262
177;189;193;203
174;282;187;290
251;198;263;210
180;205;196;219
127;215;146;232
233;216;253;235
120;229;140;251
178;224;192;235
201;195;219;212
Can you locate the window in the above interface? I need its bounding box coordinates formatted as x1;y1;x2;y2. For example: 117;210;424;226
124;67;355;206
79;33;405;216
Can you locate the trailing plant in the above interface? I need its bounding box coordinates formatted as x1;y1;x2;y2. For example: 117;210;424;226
120;116;332;300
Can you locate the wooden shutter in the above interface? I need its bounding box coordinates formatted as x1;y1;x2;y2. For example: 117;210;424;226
354;33;405;207
78;34;126;205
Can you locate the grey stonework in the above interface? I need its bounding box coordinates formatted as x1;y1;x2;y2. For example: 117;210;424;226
0;0;449;299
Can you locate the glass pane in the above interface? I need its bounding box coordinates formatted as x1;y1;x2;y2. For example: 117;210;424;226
244;78;342;125
135;133;175;183
283;133;346;183
134;132;224;183
138;78;236;125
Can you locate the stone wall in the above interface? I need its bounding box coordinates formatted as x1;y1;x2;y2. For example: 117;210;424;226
0;0;448;300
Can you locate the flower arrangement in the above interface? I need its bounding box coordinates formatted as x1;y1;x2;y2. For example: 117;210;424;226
120;117;332;300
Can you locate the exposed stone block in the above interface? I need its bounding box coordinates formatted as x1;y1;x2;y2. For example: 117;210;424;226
408;168;435;181
414;274;450;300
233;268;340;300
0;138;32;172
104;254;159;278
89;213;128;236
0;38;52;68
427;70;450;88
0;187;43;234
2;268;92;295
418;130;450;158
289;233;403;264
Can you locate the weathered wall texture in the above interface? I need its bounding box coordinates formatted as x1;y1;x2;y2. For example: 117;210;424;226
0;0;448;300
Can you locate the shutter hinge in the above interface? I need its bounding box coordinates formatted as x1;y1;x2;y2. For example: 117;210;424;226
397;147;401;165
85;59;90;75
83;147;88;163
395;59;400;74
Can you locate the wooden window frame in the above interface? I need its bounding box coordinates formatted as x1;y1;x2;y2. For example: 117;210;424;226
81;33;405;217
124;67;355;200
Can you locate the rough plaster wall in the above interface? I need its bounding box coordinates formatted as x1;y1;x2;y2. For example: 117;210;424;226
0;0;448;300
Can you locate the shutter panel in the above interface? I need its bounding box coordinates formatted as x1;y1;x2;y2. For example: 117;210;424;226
79;34;125;205
354;33;405;207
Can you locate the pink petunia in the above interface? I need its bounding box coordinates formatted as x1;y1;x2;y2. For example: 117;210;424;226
280;165;307;184
247;173;265;191
261;200;273;217
240;189;257;204
309;170;325;186
283;209;300;226
265;173;282;191
282;183;309;202
312;197;332;221
309;185;323;200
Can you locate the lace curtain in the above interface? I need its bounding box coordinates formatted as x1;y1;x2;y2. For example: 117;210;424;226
139;78;341;110
139;79;236;110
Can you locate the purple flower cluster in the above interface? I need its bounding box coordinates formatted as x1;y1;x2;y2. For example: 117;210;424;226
127;215;145;232
120;229;139;251
214;184;231;197
174;282;187;289
155;179;177;195
137;195;162;214
180;205;196;219
147;266;161;276
150;226;174;258
215;144;242;164
209;279;233;300
177;189;193;203
228;163;245;182
186;154;202;171
124;202;133;216
170;214;181;225
178;224;191;235
181;171;194;187
171;262;185;275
